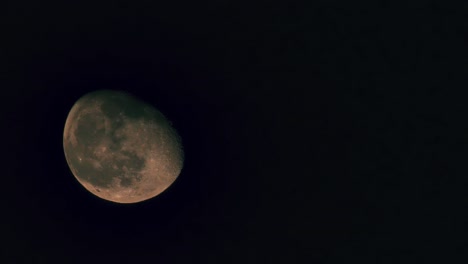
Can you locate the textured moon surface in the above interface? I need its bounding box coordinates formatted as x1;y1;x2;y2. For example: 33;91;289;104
63;90;184;203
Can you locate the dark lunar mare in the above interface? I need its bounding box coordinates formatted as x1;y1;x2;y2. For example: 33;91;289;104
67;90;148;189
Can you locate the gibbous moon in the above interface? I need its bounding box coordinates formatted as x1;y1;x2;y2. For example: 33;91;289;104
63;90;184;203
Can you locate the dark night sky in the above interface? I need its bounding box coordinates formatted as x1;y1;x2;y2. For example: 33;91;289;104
2;1;467;263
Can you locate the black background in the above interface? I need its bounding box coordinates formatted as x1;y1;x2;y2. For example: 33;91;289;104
2;1;467;263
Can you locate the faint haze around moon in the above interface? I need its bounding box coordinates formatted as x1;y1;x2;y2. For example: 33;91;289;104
63;90;184;204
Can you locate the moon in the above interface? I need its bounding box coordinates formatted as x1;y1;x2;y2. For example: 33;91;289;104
63;90;184;203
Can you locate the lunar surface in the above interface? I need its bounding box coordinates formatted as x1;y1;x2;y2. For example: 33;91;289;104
63;90;184;203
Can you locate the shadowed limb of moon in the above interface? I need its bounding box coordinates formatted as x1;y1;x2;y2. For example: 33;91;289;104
63;90;184;203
